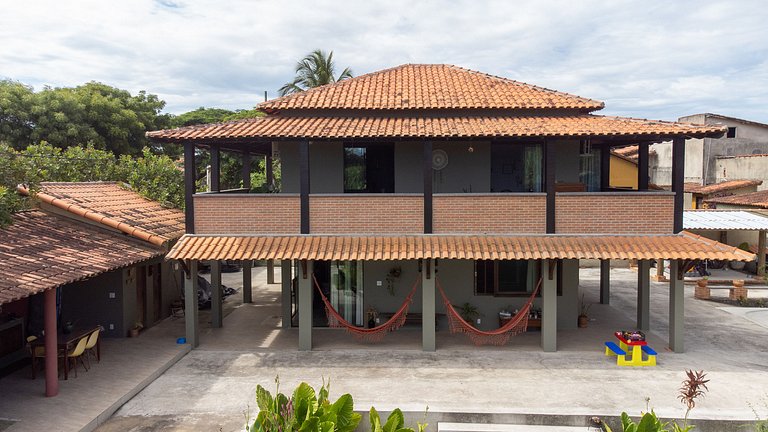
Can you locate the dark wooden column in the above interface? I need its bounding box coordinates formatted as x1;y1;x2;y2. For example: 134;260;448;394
600;143;611;191
423;141;433;233
637;142;649;191
210;145;220;192
299;140;310;234
266;152;274;191
672;137;685;233
241;151;251;190
545;140;556;233
183;142;196;234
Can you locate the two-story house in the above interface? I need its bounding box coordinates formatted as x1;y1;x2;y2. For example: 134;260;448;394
148;64;751;353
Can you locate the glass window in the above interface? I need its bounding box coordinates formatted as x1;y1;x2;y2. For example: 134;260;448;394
343;144;394;193
474;260;536;296
491;143;543;192
579;143;601;192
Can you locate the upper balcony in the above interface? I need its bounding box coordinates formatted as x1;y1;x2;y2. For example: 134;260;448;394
189;139;677;236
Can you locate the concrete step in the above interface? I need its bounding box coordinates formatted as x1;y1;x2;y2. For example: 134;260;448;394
438;422;594;432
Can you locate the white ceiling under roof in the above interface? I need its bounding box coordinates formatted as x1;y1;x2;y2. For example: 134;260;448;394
684;210;768;231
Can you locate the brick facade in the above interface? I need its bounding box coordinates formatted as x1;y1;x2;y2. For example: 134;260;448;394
309;195;423;234
433;194;547;234
193;194;300;234
555;193;675;234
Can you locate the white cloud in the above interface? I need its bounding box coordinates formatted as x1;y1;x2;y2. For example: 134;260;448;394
1;0;766;123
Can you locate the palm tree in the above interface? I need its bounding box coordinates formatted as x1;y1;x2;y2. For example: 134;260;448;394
278;50;353;96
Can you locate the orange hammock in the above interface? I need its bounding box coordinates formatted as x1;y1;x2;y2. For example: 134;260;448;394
312;274;419;343
437;277;542;346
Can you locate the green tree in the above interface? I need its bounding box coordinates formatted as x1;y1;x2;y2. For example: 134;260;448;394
278;50;353;96
0;80;36;148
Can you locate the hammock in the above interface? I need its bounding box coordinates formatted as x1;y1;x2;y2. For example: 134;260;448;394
437;277;542;346
312;274;419;343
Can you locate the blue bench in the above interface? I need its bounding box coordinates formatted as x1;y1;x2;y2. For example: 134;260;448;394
642;345;657;356
604;341;626;356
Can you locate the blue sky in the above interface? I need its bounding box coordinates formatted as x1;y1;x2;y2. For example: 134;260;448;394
2;0;767;123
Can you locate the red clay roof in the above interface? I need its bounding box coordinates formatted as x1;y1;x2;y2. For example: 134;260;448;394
258;64;605;112
147;114;726;142
705;190;768;209
685;179;763;195
19;182;185;246
611;144;657;163
166;232;754;262
0;211;163;305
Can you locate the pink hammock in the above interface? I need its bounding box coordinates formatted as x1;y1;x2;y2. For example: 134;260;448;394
312;274;419;343
437;278;542;346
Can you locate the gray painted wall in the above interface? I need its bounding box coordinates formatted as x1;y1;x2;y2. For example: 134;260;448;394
60;270;125;338
717;155;768;191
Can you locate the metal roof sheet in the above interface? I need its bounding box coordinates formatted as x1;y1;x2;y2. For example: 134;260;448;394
684;210;768;231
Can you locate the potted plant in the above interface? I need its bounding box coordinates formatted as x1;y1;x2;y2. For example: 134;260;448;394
455;302;482;326
129;321;143;337
366;306;378;328
385;266;402;295
578;294;591;328
695;276;710;299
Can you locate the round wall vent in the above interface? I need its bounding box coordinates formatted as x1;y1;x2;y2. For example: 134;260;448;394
432;149;448;170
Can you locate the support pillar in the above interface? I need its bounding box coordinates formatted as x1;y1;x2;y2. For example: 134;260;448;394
669;260;684;353
422;259;436;352
281;260;293;329
758;230;766;278
298;260;313;351
299;140;310;234
210;145;220;192
545;140;556;233
541;260;558;352
637;142;649;191
242;260;252;304
183;143;196;234
267;260;275;284
184;260;199;348
637;260;651;331
600;143;611;191
266;153;274;191
600;259;610;305
242;151;251;190
672;137;685;233
423;142;433;233
44;288;58;397
211;261;222;328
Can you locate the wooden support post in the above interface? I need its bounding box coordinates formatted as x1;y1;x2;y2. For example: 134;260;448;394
423;141;433;233
183;143;196;234
600;143;611;191
44;288;58;397
211;261;223;328
266;153;274;191
638;142;649;191
545;140;556;233
281;260;293;329
422;259;436;352
298;260;313;351
669;260;684;353
637;260;651;331
672;137;685;233
600;259;610;305
267;260;275;284
241;151;251;190
242;260;252;304
299;140;310;234
184;260;199;347
210;145;220;192
541;260;558;352
758;230;766;278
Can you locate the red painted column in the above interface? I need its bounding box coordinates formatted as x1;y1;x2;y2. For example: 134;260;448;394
44;289;59;397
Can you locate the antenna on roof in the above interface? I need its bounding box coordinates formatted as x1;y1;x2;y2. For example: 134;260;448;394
264;91;268;102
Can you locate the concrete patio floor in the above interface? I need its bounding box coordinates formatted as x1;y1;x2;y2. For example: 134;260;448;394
4;265;764;431
89;265;768;432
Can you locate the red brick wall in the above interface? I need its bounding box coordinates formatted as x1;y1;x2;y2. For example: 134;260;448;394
194;194;301;234
433;194;547;234
309;195;423;234
556;193;674;234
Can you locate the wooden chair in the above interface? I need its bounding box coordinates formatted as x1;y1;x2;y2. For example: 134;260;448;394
26;336;45;379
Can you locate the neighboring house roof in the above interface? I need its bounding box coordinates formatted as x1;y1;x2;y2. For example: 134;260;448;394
685;113;768;129
19;182;185;247
705;190;768;209
166;232;754;262
685;179;763;195
0;211;163;305
611;145;657;163
716;153;768;159
684;210;768;230
258;64;605;112
147;114;726;143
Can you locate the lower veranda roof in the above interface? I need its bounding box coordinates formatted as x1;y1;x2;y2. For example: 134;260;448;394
147;114;726;143
166;232;754;262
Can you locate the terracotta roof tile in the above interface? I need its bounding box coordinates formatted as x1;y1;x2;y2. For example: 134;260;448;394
259;64;605;112
685;179;763;195
0;211;163;305
147;114;726;143
166;233;754;262
21;182;185;246
705;190;768;209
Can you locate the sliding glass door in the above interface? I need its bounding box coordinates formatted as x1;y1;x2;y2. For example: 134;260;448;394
330;261;364;326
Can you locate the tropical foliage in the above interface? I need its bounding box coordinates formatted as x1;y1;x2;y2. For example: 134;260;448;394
278;50;353;96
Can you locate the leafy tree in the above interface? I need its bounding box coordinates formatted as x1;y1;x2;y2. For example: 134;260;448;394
0;80;36;148
278;50;353;96
170;107;237;128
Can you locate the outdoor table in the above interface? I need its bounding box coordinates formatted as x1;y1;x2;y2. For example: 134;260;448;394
613;331;654;367
31;325;101;380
